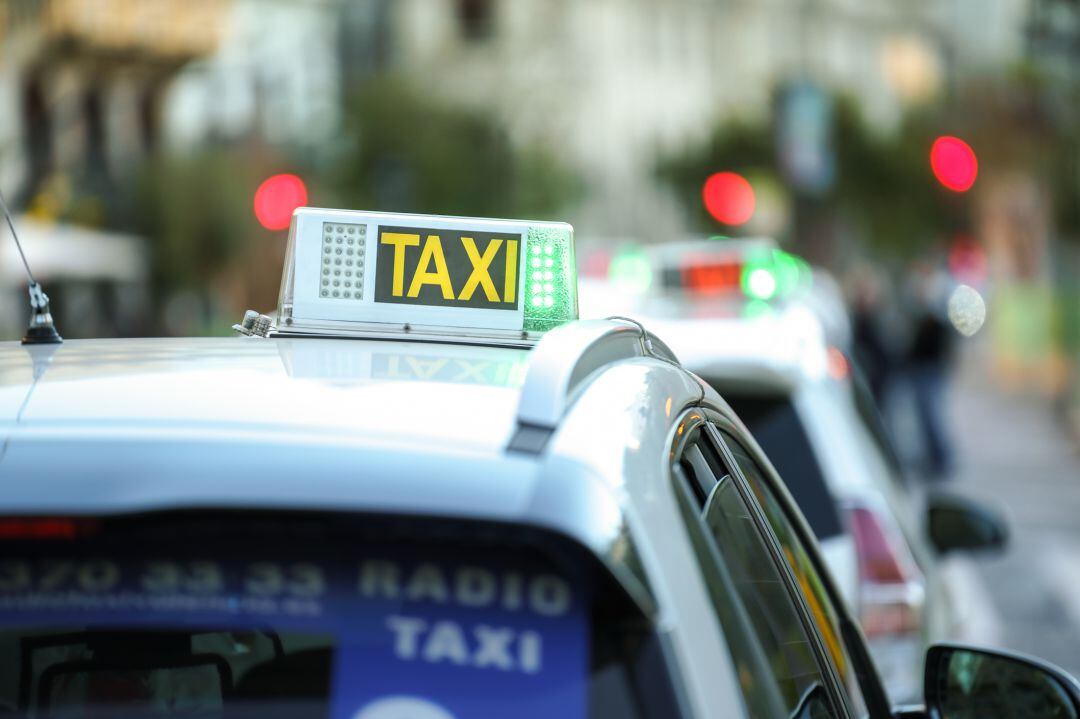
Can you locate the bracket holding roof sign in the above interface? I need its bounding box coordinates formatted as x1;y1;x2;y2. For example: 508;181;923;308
262;209;578;345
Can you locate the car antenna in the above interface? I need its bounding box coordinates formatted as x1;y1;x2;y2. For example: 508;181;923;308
0;187;62;344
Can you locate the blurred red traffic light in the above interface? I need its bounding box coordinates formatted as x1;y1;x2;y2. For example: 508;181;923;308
254;174;308;230
930;136;978;192
702;172;755;226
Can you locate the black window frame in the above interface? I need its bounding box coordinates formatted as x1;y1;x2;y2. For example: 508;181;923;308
705;415;894;719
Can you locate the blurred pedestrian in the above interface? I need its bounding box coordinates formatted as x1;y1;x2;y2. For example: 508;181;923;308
848;264;896;409
905;261;955;479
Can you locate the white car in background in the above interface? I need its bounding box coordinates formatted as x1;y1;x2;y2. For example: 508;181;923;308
580;243;1007;702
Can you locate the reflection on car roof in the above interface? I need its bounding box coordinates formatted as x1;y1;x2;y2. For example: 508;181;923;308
0;337;531;454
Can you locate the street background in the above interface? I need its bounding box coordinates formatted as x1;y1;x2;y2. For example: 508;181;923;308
947;338;1080;677
3;0;1080;678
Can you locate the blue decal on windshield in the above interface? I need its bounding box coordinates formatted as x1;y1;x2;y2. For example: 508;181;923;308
0;553;589;719
331;559;587;719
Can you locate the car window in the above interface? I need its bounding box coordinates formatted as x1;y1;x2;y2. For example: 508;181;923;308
674;430;841;719
706;384;844;541
718;430;873;719
0;513;681;719
673;435;787;718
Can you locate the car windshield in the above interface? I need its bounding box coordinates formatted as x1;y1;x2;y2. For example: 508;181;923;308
0;514;675;719
708;386;844;540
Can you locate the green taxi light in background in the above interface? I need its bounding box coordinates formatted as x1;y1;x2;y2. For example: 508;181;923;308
744;267;779;300
771;250;803;294
608;247;653;294
742;298;776;319
740;249;812;301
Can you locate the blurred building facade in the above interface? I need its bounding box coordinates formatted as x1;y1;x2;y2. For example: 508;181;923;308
0;0;226;337
0;0;1060;341
0;0;225;205
163;0;346;156
382;0;1013;242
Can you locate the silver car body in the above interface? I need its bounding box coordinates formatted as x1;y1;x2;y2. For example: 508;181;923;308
0;324;764;718
631;303;961;702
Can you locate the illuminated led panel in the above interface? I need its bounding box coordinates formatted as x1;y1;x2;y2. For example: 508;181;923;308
523;225;576;332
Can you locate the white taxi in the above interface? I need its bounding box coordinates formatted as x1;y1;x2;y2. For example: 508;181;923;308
582;240;1008;702
0;210;1074;719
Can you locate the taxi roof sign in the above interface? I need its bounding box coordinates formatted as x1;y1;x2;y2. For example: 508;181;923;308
275;209;577;343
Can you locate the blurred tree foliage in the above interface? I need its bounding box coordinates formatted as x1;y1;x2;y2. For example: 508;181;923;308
657;95;956;258
657;117;772;232
126;77;580;307
977;62;1080;241
130;152;257;296
324;77;580;219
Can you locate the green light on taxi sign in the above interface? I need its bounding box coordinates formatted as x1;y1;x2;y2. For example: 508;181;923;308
744;266;778;300
523;225;577;332
740;249;812;301
771;250;808;295
742;298;775;319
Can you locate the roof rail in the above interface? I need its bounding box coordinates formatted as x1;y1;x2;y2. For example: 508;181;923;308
507;319;678;453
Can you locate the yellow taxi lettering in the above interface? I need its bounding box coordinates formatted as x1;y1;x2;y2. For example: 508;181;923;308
382;356;404;378
405;356;448;380
407;235;454;300
381;232;421;296
458;237;502;302
453;359;490;383
503;239;518;302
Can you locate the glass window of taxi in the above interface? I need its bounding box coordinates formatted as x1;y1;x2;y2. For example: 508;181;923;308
673;427;843;718
716;428;886;718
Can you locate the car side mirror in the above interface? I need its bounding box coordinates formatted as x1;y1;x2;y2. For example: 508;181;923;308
926;491;1008;555
925;644;1080;719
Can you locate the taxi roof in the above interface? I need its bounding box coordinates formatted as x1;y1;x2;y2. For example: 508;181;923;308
622;295;830;386
0;336;568;546
0;326;705;569
0;337;530;455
